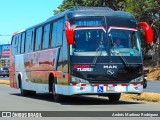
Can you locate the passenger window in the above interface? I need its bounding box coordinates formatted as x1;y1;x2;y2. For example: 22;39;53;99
21;33;25;53
17;34;21;54
35;27;42;50
42;24;50;49
51;22;57;47
25;30;33;53
56;19;63;46
11;36;17;55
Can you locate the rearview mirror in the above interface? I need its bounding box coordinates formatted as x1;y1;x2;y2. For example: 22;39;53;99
138;22;153;44
65;21;74;45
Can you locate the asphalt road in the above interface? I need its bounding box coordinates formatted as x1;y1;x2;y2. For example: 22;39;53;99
1;85;160;111
0;85;160;119
143;80;160;93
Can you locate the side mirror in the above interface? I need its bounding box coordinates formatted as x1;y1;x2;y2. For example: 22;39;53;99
138;22;153;44
65;21;74;45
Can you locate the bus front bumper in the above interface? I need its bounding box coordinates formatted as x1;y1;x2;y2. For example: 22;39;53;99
55;83;143;95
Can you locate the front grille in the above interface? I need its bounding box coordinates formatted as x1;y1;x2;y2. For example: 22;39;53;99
89;80;130;84
87;74;131;84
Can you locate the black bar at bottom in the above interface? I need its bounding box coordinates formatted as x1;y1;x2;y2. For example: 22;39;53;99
0;111;159;117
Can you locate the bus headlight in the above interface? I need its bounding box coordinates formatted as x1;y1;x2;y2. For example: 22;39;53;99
130;76;143;83
71;76;89;84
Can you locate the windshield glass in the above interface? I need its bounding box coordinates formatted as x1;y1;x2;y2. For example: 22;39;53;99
108;27;141;56
71;27;108;56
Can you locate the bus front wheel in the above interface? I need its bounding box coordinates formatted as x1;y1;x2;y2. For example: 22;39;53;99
108;93;121;102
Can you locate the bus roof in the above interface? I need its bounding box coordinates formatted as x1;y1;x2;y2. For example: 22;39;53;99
16;6;136;33
47;6;135;23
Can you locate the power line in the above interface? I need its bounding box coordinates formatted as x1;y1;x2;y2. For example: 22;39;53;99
0;34;12;36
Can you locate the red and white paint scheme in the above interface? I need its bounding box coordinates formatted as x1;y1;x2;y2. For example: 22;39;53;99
10;6;153;102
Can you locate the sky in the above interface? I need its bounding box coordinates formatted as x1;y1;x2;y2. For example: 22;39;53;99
0;0;63;44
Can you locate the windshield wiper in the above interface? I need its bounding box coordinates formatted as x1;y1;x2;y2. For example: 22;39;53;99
112;50;129;67
91;40;103;68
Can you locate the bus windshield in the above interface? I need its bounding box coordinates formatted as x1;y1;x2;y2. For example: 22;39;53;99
108;27;142;56
71;27;108;56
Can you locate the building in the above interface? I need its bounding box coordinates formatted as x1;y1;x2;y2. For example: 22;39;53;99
0;44;10;67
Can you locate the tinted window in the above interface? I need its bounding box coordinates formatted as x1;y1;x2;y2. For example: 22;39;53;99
17;34;21;54
32;29;36;51
42;24;50;49
56;19;63;46
25;30;33;53
21;33;25;53
51;22;57;47
11;36;17;55
35;27;42;50
12;34;21;55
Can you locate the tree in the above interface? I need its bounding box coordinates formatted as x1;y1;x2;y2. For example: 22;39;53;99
120;0;160;65
53;0;125;14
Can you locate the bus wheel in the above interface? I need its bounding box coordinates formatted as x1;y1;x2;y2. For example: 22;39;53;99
143;79;147;88
52;82;62;102
29;91;36;96
19;80;29;96
108;93;121;102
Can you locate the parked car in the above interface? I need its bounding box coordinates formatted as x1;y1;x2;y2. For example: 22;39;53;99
0;67;9;77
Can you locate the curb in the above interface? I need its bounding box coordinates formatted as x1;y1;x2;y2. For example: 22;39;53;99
0;80;10;85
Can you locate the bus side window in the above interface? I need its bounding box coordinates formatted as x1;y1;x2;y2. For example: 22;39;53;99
35;27;42;50
51;22;57;48
31;29;36;51
41;27;44;50
49;23;52;48
14;35;19;54
21;33;26;53
17;34;21;54
56;19;63;46
42;24;50;49
12;36;17;55
26;30;33;53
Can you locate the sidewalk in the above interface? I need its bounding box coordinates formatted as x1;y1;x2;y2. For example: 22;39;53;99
0;79;10;85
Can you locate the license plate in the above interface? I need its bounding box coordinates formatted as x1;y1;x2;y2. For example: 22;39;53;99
108;86;115;91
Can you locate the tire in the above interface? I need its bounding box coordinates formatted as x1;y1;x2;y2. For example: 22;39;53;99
19;80;29;96
143;79;147;88
29;91;36;96
108;93;121;102
52;79;63;102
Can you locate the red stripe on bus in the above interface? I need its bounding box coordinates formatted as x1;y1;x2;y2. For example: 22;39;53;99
81;83;86;87
133;83;137;86
121;84;127;86
72;83;76;86
113;84;117;86
94;84;99;86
